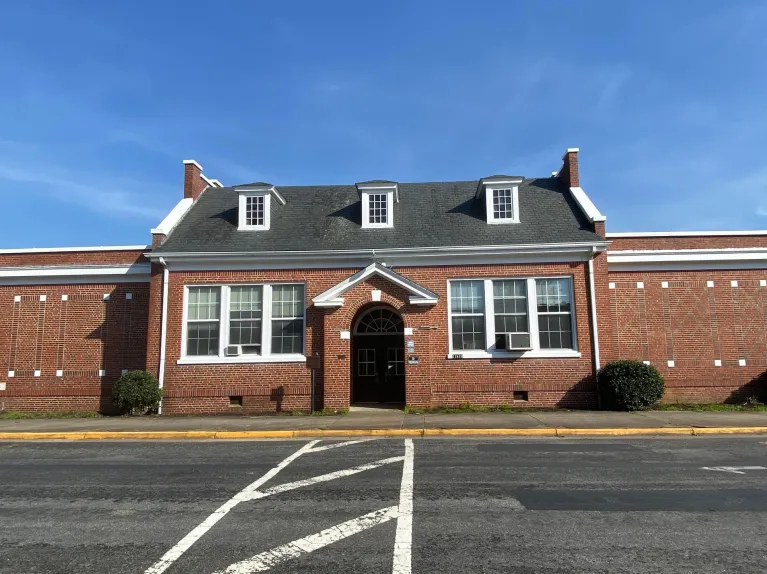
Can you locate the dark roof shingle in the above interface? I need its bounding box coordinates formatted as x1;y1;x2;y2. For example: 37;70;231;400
156;177;600;253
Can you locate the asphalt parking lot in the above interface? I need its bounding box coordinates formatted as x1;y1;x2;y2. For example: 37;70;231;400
1;436;767;573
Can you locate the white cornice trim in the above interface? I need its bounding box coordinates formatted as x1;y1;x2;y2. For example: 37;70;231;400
569;187;606;223
607;248;767;271
182;159;203;170
151;198;194;235
0;245;149;254
149;241;608;270
312;262;438;307
0;263;151;285
606;230;767;238
201;174;223;188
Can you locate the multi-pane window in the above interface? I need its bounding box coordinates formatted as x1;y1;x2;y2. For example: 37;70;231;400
186;287;221;356
493;279;530;349
245;195;265;226
271;284;305;354
450;280;485;350
358;349;375;376
492;188;513;219
448;277;576;354
387;347;404;375
183;284;304;360
536;278;573;350
368;193;388;224
229;286;263;354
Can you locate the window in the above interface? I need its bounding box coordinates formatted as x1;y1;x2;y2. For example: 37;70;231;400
182;283;305;361
186;287;221;356
536;278;573;350
361;190;394;228
229;286;263;354
238;193;271;230
448;277;577;356
492;189;513;220
368;193;388;224
271;285;304;354
450;280;485;350
246;195;264;226
358;349;375;376
387;347;404;375
484;185;519;224
493;279;530;349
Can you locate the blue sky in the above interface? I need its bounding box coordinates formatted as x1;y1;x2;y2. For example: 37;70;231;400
1;0;766;248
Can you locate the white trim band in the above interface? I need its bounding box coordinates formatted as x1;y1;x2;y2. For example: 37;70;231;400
607;248;767;271
151;198;194;235
607;230;767;237
0;245;149;254
569;187;606;223
0;264;151;285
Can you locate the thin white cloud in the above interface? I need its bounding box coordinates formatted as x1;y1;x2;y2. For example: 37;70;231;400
0;162;167;220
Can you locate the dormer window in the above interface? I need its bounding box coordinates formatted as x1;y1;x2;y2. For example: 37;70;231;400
245;195;265;227
476;175;523;225
356;181;399;229
234;183;286;231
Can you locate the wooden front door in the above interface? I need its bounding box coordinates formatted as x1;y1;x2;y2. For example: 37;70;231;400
351;308;406;404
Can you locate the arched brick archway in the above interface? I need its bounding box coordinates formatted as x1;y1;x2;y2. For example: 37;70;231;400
349;304;405;404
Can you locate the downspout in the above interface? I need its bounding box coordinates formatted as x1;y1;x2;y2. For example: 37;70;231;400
587;247;602;408
157;257;170;415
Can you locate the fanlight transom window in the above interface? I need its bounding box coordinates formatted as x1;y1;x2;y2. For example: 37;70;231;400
355;308;404;333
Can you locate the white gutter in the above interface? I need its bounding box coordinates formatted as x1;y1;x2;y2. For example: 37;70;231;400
157;257;170;415
587;248;601;373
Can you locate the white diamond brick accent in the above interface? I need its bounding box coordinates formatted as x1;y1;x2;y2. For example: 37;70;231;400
738;359;746;367
13;295;21;302
39;295;46;302
56;370;63;377
714;360;722;367
661;281;669;289
731;280;738;287
33;370;41;377
608;282;615;289
636;282;644;289
761;280;767;287
667;360;675;368
7;370;14;378
61;294;69;301
707;280;715;288
103;294;110;300
126;293;133;300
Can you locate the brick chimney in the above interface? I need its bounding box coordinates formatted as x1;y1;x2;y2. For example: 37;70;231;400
183;159;208;200
558;148;579;188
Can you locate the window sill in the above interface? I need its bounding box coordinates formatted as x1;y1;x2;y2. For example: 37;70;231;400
447;350;582;359
177;354;306;365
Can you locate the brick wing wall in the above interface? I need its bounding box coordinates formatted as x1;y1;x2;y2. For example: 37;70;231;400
607;270;767;403
0;283;149;413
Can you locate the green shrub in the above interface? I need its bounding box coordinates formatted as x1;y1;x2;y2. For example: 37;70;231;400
111;371;163;415
598;360;665;411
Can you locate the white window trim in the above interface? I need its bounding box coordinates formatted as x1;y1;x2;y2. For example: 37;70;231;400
485;185;520;224
179;282;306;364
361;191;394;228
446;276;580;359
238;193;271;231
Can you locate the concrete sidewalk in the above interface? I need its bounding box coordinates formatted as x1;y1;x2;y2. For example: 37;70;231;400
2;408;767;435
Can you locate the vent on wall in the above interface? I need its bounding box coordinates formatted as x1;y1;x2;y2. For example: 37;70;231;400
229;396;243;407
513;391;529;402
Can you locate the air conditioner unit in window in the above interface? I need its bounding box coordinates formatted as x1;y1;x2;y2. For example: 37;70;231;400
504;333;532;351
225;345;241;357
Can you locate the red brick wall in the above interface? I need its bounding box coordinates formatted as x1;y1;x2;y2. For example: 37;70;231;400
0;249;148;267
161;261;598;414
608;235;767;251
606;269;767;403
0;282;149;413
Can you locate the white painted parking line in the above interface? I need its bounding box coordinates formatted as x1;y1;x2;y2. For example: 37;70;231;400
307;439;376;453
144;440;319;574
212;506;400;574
244;456;405;501
702;466;767;474
393;438;414;574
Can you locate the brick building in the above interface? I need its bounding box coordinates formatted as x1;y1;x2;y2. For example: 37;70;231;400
1;150;765;414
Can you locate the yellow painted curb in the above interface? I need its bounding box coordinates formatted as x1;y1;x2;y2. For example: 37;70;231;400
294;429;423;437
692;427;767;435
555;427;694;436
0;432;87;440
424;428;558;436
2;426;767;440
214;431;296;439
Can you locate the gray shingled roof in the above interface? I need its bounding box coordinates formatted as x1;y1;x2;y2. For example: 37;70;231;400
156;177;601;253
